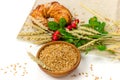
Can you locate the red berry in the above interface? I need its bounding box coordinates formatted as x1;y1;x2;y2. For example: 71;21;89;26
67;25;73;30
72;19;80;24
53;30;60;36
71;23;77;28
52;30;60;41
52;35;58;41
75;19;79;24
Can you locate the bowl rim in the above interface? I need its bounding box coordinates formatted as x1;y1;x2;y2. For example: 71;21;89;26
36;41;81;75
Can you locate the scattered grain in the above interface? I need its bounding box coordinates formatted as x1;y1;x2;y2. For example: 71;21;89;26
80;21;85;24
110;77;112;80
73;8;75;10
0;62;28;76
16;63;20;65
10;64;13;67
74;13;78;17
90;64;93;71
23;67;26;70
14;64;16;68
105;17;110;22
4;71;7;74
30;45;32;48
81;72;84;75
0;68;3;70
24;63;27;65
85;72;88;77
71;74;76;77
24;71;28;74
94;76;99;80
79;73;81;75
19;65;22;68
21;74;24;76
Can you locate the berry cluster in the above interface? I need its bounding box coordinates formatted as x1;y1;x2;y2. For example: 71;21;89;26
52;30;60;41
67;19;79;30
52;19;80;41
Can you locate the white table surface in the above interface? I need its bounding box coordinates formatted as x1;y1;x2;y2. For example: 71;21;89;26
0;0;120;80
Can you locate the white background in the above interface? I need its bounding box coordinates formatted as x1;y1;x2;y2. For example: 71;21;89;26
0;0;120;80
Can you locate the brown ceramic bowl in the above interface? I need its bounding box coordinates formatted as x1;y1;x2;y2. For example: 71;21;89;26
36;41;81;77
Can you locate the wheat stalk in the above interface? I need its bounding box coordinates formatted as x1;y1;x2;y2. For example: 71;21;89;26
33;39;52;44
27;52;51;70
21;35;52;41
78;38;102;50
24;22;47;33
18;31;46;36
28;16;48;31
78;26;100;34
69;32;92;40
79;2;118;27
67;29;94;36
80;3;105;22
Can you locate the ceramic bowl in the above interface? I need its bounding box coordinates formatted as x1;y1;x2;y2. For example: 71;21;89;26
36;41;81;77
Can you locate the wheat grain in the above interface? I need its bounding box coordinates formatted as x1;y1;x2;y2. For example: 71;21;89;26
39;43;78;72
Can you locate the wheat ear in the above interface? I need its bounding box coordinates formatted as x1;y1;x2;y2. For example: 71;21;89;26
79;2;118;27
67;29;94;36
27;52;51;70
28;16;48;31
69;32;92;40
18;31;46;36
78;26;100;34
78;38;102;50
33;39;52;44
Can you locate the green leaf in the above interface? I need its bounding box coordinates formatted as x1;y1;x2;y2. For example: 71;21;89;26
101;22;106;27
91;21;100;27
65;38;74;43
59;28;74;39
79;40;88;45
59;18;67;28
101;31;108;34
99;22;105;30
97;45;106;51
75;40;82;47
48;21;59;31
89;16;97;24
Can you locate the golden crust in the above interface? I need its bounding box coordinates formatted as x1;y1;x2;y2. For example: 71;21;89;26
30;1;72;26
